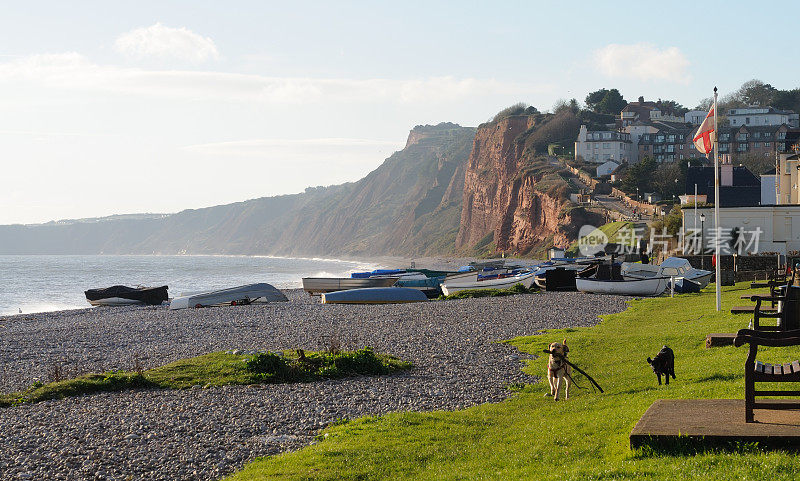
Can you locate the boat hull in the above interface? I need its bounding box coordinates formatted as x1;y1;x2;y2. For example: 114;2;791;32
85;285;169;306
321;287;428;304
302;277;398;295
441;272;535;296
170;283;287;310
576;277;668;297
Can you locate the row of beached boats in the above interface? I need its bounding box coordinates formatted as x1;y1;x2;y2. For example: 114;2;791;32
83;256;713;310
299;256;714;303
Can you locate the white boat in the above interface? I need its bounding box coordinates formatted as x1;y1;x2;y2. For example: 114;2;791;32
622;257;713;289
301;277;399;296
169;283;288;310
575;277;669;297
441;271;535;296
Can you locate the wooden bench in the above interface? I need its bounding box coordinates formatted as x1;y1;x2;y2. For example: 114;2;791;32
734;329;800;423
750;286;800;331
732;305;777;314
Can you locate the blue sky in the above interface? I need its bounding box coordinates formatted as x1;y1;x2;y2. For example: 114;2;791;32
0;1;795;224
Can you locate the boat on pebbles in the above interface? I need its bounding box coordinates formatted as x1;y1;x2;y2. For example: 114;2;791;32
169;283;287;309
440;270;535;296
84;285;169;306
321;287;428;304
301;277;399;296
576;262;669;297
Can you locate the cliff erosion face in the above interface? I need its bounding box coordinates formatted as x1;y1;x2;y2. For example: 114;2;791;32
456;114;600;255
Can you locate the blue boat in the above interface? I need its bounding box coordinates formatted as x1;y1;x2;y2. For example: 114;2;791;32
321;287;428;304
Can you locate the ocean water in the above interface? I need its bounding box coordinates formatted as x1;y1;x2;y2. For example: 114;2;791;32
0;255;378;316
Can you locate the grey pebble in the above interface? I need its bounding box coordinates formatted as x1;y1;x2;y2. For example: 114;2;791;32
0;288;628;480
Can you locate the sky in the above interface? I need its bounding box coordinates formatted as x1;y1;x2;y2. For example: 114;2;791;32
1;0;798;224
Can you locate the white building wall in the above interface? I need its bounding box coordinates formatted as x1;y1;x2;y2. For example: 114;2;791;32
729;113;789;127
683;206;800;254
685;110;707;124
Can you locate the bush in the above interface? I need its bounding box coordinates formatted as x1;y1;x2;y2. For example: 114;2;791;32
246;352;289;378
321;348;389;377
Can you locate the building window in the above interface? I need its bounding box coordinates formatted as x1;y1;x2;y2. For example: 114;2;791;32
679;144;684;150
765;142;771;147
603;143;609;148
746;117;751;124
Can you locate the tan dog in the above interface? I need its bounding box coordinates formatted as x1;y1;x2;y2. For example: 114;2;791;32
546;339;571;401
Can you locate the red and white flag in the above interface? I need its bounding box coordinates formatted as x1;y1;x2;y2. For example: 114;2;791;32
692;107;715;155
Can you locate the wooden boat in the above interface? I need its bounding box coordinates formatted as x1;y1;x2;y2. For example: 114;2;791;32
441;271;535;296
84;285;169;306
533;267;580;291
576;276;669;296
301;277;398;296
321;287;428;304
169;283;287;310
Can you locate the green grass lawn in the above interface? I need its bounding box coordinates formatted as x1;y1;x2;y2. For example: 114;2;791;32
224;283;800;480
566;221;636;256
0;349;410;407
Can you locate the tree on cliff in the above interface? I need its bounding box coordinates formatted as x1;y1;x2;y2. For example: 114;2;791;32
585;88;627;115
490;103;539;122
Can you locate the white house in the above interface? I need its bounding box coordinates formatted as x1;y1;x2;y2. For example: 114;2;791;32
683;206;800;255
575;125;635;164
596;161;620;177
685;110;708;124
728;106;799;128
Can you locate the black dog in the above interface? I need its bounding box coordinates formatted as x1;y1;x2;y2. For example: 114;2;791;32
647;346;675;385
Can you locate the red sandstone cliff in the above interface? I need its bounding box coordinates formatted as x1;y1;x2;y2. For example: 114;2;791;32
456;114;601;255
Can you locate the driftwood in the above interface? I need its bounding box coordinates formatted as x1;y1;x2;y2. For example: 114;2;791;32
543;349;604;393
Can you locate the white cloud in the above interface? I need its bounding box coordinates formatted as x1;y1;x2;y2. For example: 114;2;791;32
114;23;219;63
0;53;549;104
594;43;690;84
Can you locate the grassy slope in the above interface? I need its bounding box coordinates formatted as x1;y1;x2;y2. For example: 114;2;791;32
224;283;800;480
566;221;635;256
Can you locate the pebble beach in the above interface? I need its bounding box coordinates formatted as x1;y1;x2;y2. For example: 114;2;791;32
0;289;629;480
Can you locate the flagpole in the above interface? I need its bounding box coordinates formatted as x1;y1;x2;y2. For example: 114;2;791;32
713;86;721;311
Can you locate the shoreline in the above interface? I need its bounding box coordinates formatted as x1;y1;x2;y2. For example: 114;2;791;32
0;255;518;318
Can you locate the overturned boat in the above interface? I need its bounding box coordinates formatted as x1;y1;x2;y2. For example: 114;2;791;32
321;287;428;304
84;285;169;306
169;283;287;310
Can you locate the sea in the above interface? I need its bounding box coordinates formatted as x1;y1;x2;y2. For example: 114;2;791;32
0;255;379;316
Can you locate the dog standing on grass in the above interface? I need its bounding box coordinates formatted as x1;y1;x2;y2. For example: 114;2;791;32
647;346;676;385
546;339;571;401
